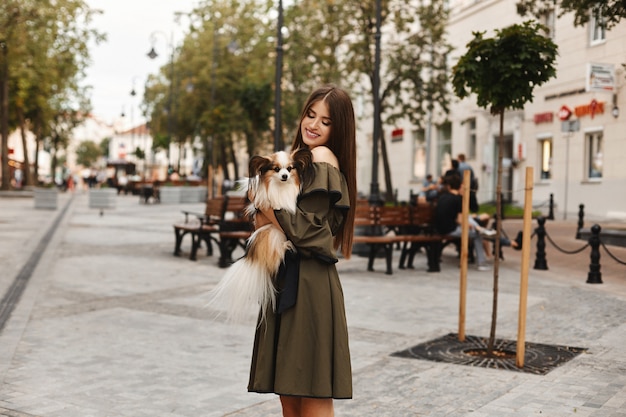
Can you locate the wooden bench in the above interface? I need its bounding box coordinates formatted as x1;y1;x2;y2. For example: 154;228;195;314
173;196;226;260
352;201;466;274
215;196;254;267
173;195;252;262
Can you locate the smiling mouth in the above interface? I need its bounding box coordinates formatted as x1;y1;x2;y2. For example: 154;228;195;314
305;128;319;138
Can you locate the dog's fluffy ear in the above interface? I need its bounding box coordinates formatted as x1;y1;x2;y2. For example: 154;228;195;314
248;155;271;177
292;148;314;187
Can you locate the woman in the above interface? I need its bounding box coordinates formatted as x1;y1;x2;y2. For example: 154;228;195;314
249;85;357;417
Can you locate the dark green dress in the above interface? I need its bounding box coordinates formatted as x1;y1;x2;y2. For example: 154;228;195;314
248;162;352;399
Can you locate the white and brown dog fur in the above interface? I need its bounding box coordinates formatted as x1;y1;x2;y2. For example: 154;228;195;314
209;148;312;323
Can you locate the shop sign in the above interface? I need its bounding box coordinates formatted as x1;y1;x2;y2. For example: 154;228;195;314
391;128;404;142
574;99;604;119
586;63;615;93
558;105;572;121
534;112;553;124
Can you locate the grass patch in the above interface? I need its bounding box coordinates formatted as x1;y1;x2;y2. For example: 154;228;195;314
479;202;542;218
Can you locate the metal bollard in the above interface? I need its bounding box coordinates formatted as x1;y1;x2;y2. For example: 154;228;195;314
548;193;555;220
576;204;585;239
534;216;548;270
586;224;603;284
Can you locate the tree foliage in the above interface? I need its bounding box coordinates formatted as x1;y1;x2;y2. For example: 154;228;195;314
452;21;558;115
75;140;102;168
516;0;626;29
143;0;274;177
0;0;103;188
281;0;452;200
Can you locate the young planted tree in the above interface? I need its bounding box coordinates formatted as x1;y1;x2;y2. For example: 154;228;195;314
452;21;558;354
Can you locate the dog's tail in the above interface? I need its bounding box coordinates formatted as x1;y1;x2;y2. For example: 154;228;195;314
206;257;276;324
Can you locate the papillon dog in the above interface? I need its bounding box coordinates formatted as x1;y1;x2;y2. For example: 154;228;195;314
209;148;312;323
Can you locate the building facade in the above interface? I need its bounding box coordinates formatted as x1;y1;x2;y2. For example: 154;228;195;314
356;0;625;221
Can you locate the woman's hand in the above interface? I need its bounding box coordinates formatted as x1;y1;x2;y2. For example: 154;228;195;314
254;210;272;229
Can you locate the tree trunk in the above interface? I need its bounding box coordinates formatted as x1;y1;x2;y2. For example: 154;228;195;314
487;110;505;354
0;42;9;190
380;130;394;202
33;118;41;185
18;107;31;186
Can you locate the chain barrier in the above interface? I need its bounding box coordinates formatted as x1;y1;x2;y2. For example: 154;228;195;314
544;232;589;255
532;216;626;284
601;242;626;266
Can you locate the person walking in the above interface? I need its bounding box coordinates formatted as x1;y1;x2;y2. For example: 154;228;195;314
457;153;479;212
248;85;357;417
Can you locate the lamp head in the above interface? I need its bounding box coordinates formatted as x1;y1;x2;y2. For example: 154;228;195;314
147;47;158;60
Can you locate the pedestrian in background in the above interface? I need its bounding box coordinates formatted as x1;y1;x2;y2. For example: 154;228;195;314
457;153;479;212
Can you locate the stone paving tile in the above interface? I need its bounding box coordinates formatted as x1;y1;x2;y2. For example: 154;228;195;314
0;192;624;416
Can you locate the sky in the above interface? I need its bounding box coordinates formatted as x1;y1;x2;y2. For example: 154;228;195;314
83;0;200;127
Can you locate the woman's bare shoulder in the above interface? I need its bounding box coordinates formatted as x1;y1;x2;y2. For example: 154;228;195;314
311;146;339;168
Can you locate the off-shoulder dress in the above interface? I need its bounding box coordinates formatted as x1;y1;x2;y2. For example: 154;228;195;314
248;162;352;399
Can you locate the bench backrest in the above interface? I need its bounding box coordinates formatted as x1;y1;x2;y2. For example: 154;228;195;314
204;196;227;224
221;195;254;232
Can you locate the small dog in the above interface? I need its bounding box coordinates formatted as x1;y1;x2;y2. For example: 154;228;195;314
209;148;312;323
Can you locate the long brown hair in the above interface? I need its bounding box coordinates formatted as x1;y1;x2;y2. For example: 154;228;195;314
292;85;356;258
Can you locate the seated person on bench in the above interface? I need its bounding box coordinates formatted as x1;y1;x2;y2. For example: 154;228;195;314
435;173;522;271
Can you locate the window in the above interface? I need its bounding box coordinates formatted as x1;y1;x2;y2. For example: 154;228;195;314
412;129;426;180
538;137;552;180
467;118;477;160
540;9;556;39
437;122;452;175
590;9;606;44
586;131;603;179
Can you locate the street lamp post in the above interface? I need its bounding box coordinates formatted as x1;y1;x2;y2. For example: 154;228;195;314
147;31;175;171
369;0;382;205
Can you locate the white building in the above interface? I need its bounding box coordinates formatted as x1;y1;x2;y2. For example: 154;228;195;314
358;0;625;221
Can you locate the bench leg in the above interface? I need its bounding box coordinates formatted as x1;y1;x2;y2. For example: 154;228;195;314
398;242;408;269
384;244;393;275
174;229;187;256
426;241;441;272
189;232;201;261
218;237;240;268
200;235;214;256
366;245;375;271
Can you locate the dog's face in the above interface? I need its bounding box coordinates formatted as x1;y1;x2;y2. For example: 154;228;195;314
248;149;312;186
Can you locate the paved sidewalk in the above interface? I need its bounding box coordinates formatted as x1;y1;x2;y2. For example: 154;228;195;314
0;191;624;417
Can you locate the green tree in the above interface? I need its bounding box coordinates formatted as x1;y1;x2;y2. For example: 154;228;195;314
144;0;274;180
0;0;102;188
516;0;625;28
281;0;452;201
75;140;102;168
452;21;558;354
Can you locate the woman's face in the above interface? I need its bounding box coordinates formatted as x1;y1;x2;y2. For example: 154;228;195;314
301;100;331;149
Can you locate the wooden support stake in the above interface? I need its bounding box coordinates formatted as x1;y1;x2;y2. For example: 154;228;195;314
458;170;471;342
516;166;534;368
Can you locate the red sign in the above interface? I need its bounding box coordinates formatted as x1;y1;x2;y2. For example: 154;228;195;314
391;128;404;142
534;112;553;124
574;100;604;119
558;105;572;121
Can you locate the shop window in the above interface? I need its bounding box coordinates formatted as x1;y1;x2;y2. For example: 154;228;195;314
539;137;552;180
585;130;603;179
413;129;426;180
467;118;476;160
